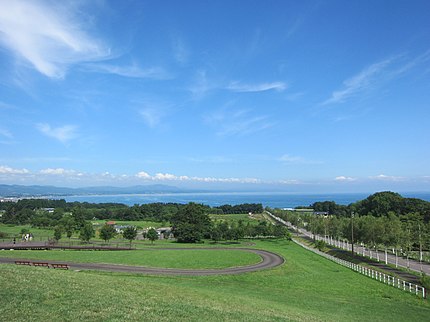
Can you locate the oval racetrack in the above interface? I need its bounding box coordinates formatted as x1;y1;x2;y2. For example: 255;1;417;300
0;248;284;276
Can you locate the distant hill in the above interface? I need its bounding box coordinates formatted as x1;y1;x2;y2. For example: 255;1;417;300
0;184;185;197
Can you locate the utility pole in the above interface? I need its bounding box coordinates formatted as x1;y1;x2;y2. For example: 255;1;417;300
351;212;354;257
419;223;423;273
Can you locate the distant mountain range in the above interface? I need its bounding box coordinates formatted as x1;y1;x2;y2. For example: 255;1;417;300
0;184;188;197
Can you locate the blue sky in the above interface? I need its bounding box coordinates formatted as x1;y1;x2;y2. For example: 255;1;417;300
0;0;429;193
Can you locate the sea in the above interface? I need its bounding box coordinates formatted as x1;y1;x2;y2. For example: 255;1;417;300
62;192;430;208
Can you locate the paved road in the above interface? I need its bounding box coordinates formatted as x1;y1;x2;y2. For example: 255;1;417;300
0;248;284;276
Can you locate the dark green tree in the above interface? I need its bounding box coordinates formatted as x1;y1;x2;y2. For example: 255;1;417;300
122;226;138;246
147;228;158;244
171;203;212;243
79;222;95;243
53;226;62;241
99;224;116;243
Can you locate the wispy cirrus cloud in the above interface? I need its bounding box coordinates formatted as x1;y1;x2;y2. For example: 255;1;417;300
206;107;274;137
172;36;190;64
188;70;214;99
322;51;430;106
227;81;287;93
85;63;171;79
369;174;405;181
279;154;322;165
322;58;393;105
0;128;14;145
36;123;78;143
0;128;13;139
0;0;111;79
139;108;164;128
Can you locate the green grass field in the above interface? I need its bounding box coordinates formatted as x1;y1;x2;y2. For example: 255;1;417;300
0;248;260;269
92;220;166;228
1;240;429;321
0;223;53;240
209;212;265;225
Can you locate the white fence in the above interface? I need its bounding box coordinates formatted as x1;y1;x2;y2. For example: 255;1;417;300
265;211;427;299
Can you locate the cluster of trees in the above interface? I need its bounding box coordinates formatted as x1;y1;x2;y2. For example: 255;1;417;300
0;199;277;243
0;200;181;226
272;192;430;262
211;220;290;243
213;203;263;214
171;203;290;243
303;192;430;221
0;199;264;228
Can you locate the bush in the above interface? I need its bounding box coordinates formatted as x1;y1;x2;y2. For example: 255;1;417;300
315;240;326;251
420;273;430;289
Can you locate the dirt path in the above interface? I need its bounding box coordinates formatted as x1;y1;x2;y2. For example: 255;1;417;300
0;248;284;276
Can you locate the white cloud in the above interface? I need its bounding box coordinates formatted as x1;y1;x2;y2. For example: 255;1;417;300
139;108;164;128
188;70;212;99
154;173;178;181
86;63;170;79
172;37;189;64
36;123;78;143
279;154;322;165
279;154;303;163
322;51;430;106
39;168;80;176
207;107;274;137
134;170;261;184
279;179;301;185
136;171;151;179
227;81;287;93
0;0;111;79
369;174;404;181
334;176;356;182
322;58;393;105
0;165;29;174
0;128;13;139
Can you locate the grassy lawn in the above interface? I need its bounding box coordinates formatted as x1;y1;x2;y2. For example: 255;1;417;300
209;213;265;225
1;240;429;321
0;248;261;269
0;224;53;240
92;220;166;228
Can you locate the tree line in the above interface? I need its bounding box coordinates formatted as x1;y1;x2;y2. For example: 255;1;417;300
0;199;263;228
271;191;430;263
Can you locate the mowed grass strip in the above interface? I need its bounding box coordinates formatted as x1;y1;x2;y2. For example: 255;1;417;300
0;248;261;269
1;240;430;321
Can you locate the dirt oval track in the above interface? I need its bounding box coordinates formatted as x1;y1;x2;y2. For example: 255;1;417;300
0;248;284;276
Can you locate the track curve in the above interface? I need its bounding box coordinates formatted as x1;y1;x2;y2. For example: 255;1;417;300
0;248;284;276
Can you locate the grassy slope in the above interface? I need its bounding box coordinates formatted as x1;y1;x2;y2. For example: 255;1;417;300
1;240;429;321
0;248;261;269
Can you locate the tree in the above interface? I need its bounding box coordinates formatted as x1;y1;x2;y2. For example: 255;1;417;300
122;226;138;246
273;225;291;239
79;222;95;243
53;226;62;241
210;225;222;243
147;228;158;244
99;224;116;243
171;203;212;243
